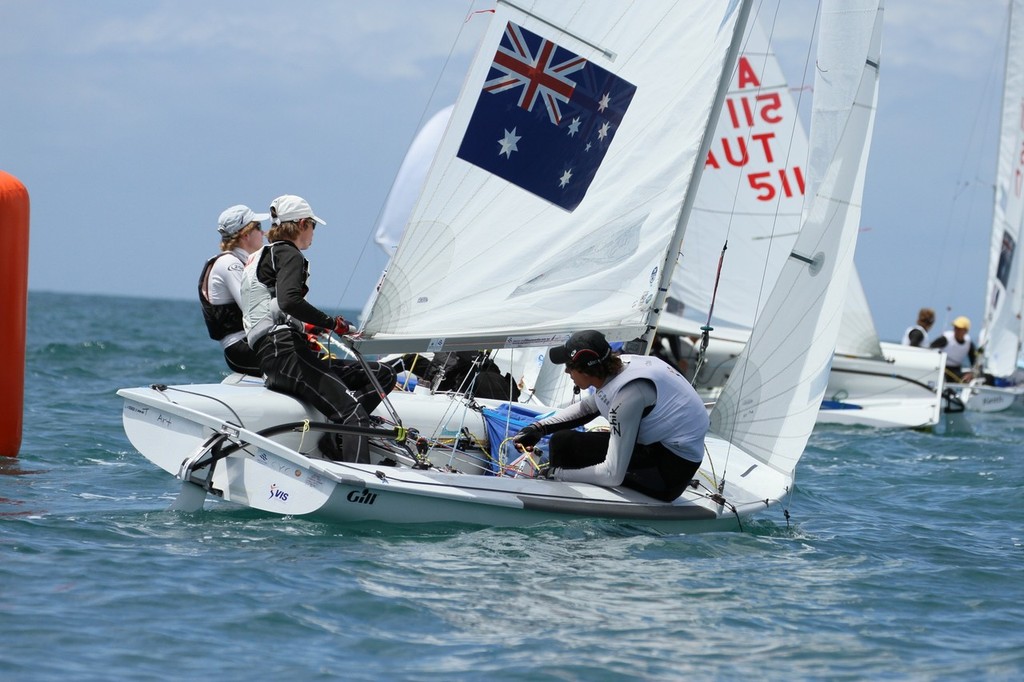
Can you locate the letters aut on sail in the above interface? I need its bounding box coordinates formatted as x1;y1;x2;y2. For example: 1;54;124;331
457;21;636;212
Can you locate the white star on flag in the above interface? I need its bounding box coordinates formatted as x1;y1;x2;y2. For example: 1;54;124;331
498;128;521;158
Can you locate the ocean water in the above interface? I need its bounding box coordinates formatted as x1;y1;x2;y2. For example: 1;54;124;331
3;291;1022;681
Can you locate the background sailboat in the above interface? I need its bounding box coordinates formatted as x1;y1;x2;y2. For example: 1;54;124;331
661;12;945;429
961;0;1024;412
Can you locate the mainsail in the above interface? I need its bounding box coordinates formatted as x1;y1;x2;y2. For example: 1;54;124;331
358;1;751;354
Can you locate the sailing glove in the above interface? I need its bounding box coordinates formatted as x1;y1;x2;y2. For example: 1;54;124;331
332;316;354;336
513;423;544;449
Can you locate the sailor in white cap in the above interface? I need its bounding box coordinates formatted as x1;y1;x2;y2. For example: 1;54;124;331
240;195;396;462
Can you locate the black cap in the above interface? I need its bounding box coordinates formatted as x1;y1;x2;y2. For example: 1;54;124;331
549;330;612;366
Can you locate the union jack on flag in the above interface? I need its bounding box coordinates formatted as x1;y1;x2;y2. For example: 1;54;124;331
484;22;586;125
457;21;637;212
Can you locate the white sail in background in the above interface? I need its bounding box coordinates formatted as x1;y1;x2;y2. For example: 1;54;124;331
711;0;883;475
668;14;882;362
372;105;454;256
359;1;750;354
835;268;884;358
979;0;1024;378
672;17;808;330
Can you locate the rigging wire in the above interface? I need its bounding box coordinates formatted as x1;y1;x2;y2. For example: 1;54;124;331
332;0;488;314
928;16;1004;331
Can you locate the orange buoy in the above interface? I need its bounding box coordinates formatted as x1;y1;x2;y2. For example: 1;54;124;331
0;171;29;457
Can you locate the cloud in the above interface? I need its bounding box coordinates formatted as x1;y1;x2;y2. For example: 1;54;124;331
883;0;1006;79
5;1;484;81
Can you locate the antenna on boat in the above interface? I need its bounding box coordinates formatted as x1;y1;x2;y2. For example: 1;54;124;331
690;240;728;385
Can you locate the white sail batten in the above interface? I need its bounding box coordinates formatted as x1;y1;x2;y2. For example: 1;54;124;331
980;0;1024;378
710;0;883;476
357;0;750;354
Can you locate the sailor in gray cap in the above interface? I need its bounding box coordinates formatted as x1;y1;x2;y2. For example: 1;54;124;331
198;204;269;375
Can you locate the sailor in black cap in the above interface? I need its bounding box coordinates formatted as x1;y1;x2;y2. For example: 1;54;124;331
514;330;709;502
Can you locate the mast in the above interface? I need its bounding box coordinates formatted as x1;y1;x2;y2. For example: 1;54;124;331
639;0;754;354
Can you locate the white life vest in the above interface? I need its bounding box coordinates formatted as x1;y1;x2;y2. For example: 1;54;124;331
901;324;926;346
593;355;708;462
941;330;972;368
240;244;286;345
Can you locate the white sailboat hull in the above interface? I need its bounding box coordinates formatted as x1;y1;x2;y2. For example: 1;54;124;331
817;343;945;428
688;328;944;428
119;375;536;477
117;382;786;532
958;380;1024;413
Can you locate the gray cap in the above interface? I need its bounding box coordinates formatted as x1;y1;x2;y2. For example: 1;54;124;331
217;204;271;238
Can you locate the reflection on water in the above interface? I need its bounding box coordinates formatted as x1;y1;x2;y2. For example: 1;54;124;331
0;454;45;516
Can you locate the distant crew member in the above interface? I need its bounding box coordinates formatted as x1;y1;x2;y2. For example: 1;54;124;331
901;307;935;347
930;316;977;382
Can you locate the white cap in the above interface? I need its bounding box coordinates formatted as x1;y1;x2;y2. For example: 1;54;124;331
269;195;327;226
217;205;270;238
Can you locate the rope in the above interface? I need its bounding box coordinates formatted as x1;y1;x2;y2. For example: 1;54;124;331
159;384;246;428
696;442;719;492
496;436;545;478
399;354;421;391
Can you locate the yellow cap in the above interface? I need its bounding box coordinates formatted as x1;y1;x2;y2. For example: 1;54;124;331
953;316;970;330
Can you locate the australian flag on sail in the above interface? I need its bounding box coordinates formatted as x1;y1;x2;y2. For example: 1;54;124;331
457;21;637;212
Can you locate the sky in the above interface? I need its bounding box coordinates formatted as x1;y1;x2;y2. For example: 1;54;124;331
0;0;1012;343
